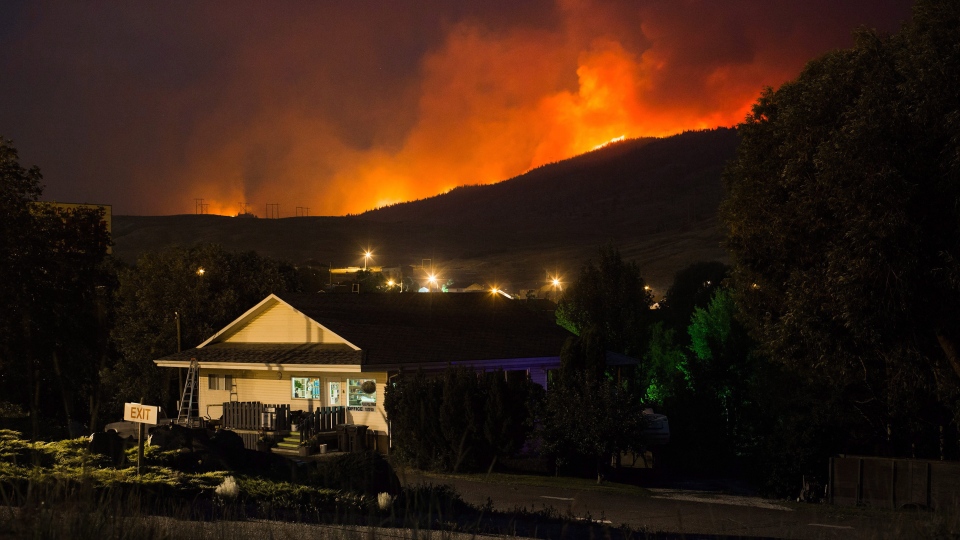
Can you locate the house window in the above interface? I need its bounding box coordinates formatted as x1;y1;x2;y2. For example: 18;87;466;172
291;377;322;400
208;374;232;390
347;379;377;407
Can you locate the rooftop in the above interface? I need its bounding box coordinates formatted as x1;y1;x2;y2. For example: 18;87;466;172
157;292;573;369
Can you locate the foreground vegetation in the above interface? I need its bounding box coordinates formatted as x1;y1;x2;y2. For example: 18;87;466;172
0;429;661;539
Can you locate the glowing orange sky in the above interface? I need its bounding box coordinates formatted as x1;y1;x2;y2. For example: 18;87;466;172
0;1;913;216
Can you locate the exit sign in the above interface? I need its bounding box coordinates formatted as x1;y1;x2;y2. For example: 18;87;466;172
124;402;159;425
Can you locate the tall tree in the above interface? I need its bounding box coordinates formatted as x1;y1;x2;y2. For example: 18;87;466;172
0;138;112;437
106;244;300;415
555;245;654;357
659;261;729;338
538;330;647;483
384;367;540;473
722;0;960;450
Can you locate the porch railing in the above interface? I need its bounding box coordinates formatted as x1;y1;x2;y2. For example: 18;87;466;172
221;401;290;431
298;406;346;444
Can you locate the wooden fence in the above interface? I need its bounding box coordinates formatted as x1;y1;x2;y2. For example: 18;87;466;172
221;402;290;431
299;406;346;444
829;455;960;510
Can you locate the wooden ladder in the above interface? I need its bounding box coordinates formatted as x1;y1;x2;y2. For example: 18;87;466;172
177;358;199;425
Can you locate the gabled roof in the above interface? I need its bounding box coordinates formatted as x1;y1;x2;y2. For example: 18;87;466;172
280;292;572;368
195;293;357;349
154;343;362;365
154;292;574;370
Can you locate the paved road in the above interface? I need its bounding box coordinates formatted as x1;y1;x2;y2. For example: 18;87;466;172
398;470;937;539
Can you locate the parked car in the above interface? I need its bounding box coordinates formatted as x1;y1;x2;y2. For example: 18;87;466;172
641;408;670;445
104;408;173;440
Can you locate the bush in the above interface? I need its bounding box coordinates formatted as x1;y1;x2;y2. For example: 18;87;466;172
394;483;472;526
385;368;539;472
308;451;400;496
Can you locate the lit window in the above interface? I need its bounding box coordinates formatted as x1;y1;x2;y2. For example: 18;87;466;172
348;379;377;406
291;377;322;400
292;377;308;399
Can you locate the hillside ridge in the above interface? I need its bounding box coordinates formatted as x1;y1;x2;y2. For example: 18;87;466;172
113;128;738;290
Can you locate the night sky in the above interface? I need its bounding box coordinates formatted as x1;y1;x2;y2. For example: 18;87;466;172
0;1;914;216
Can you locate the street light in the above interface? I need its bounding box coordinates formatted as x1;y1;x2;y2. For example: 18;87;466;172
363;250;372;270
196;267;206;276
427;273;438;292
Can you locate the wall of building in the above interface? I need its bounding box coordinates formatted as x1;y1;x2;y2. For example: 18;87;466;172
222;301;353;345
199;368;389;434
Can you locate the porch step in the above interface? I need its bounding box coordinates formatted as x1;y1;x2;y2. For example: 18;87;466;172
273;431;302;450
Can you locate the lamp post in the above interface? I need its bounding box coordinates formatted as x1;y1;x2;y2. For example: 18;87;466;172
363;250;372;271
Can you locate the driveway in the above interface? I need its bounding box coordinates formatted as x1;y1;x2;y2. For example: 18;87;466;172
398;469;939;539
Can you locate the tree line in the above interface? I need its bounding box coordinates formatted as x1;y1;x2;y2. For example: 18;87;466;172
0;139;305;438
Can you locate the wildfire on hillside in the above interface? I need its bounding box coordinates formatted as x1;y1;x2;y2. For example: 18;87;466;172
1;1;912;215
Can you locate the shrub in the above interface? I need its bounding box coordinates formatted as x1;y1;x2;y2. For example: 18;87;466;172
215;475;239;499
309;451;400;496
385;368;538;472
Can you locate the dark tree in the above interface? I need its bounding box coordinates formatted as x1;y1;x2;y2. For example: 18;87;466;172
383;370;446;470
353;270;388;292
538;330;646;483
555;245;654;357
722;0;960;452
659;261;729;337
384;367;540;472
482;371;533;473
0;138;112;437
106;244;300;415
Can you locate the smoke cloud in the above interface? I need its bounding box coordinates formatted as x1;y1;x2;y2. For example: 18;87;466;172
0;0;913;215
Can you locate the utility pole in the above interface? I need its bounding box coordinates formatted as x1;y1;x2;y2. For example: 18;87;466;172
176;312;182;409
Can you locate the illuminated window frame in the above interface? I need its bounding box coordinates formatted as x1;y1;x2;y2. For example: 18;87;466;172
347;378;377;407
291;377;322;400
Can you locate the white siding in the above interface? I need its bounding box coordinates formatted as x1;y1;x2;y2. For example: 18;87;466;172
222;302;350;345
198;368;389;434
